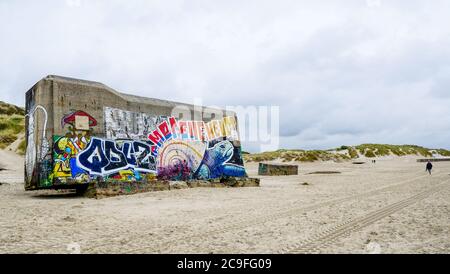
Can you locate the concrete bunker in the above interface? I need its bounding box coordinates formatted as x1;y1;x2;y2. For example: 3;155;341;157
258;163;298;176
24;75;252;192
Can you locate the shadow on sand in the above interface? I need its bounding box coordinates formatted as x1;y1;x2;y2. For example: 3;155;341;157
31;190;82;199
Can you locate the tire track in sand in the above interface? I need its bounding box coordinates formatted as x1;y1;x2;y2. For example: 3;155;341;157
281;179;449;254
121;171;437;253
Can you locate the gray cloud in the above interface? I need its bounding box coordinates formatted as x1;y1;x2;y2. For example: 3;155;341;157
1;0;450;152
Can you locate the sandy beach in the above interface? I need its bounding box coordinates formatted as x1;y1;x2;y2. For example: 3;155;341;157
1;152;449;254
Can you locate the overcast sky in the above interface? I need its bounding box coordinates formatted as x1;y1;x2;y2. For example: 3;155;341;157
1;0;450;152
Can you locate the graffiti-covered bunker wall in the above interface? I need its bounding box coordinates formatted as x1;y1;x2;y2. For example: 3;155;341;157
25;75;247;190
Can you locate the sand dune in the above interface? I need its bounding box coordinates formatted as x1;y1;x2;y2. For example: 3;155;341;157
0;155;449;254
0;149;24;184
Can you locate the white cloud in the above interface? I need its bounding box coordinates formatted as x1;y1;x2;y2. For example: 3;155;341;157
1;0;450;151
65;0;82;8
366;0;382;8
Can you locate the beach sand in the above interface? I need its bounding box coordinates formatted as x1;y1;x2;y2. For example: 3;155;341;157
1;152;449;254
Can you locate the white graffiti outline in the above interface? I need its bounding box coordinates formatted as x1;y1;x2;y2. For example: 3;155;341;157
25;105;49;183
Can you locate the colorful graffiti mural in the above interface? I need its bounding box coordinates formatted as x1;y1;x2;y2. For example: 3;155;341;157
47;108;246;186
195;140;246;179
50;110;151;183
51;110;95;184
148;114;245;180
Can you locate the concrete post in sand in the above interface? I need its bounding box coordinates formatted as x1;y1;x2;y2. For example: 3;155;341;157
258;163;298;176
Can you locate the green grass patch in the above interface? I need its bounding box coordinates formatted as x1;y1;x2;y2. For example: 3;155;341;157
436;149;450;157
0;101;24;116
0;134;18;149
348;147;359;158
17;139;26;155
0;114;25;148
244;144;445;163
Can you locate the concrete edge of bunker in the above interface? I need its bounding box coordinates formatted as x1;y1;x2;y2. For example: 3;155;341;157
83;177;261;199
258;162;299;176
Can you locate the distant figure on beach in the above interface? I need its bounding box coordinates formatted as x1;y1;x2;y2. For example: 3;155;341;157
426;161;433;175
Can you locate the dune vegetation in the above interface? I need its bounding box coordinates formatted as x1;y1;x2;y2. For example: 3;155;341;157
0;101;25;154
244;144;450;163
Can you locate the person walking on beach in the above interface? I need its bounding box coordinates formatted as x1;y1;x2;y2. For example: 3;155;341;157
426;161;433;175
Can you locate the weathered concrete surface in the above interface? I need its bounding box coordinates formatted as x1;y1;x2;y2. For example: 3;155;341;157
169;181;189;190
84;177;260;199
84;180;171;199
258;163;298;176
221;177;260;187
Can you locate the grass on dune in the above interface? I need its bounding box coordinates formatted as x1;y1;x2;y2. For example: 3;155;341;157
17;139;27;155
245;144;450;163
243;149;351;163
0;114;25;149
0;101;24;116
0;101;26;149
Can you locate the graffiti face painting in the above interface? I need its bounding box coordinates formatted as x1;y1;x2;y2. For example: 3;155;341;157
49;107;246;185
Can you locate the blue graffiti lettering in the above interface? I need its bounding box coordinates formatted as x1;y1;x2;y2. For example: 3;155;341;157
77;137;156;175
133;141;155;172
104;140;128;173
122;142;137;166
77;138;109;175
